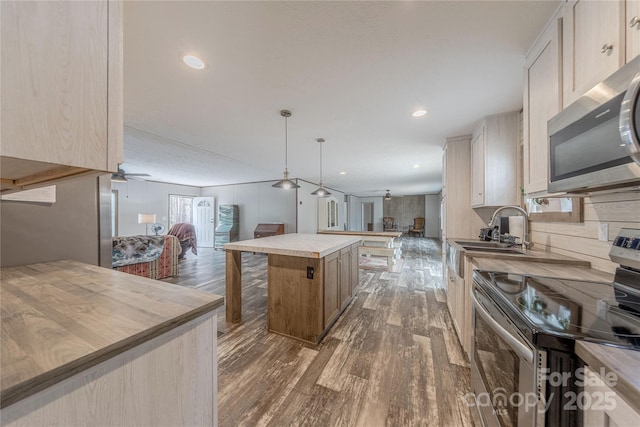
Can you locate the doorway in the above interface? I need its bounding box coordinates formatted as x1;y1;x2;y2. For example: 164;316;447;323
168;194;215;248
362;202;374;231
193;197;215;247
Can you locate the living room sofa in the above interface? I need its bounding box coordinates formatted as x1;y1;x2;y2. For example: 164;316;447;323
112;235;181;279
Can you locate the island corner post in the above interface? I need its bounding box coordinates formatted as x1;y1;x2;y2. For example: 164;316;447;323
225;249;242;323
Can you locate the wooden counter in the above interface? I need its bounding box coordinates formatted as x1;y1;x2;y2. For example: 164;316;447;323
448;238;591;266
224;233;360;343
224;233;361;258
471;258;614;282
1;260;223;425
576;341;640;415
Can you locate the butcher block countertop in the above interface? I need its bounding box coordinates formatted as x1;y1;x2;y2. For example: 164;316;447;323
0;260;223;409
471;258;614;282
575;341;640;414
448;238;592;266
318;230;402;238
224;233;361;258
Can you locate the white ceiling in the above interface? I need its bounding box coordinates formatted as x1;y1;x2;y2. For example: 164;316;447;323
122;0;559;197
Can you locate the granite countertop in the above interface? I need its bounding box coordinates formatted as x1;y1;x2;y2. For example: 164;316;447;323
575;341;640;414
0;260;224;409
224;233;361;258
447;237;592;266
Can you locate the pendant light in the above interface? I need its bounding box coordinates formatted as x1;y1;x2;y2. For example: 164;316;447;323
384;190;392;200
311;138;331;196
272;110;300;189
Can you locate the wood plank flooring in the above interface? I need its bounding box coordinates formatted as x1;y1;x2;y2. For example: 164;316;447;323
163;236;476;426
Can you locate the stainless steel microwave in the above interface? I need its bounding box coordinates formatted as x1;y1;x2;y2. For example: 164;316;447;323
547;55;640;194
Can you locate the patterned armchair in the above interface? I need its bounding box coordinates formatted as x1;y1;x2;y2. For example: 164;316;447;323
112;235;181;279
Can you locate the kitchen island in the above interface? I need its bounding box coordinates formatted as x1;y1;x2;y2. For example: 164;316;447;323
1;260;223;427
224;233;360;344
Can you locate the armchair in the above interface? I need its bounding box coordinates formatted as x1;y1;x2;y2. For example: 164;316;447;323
383;217;397;232
408;217;425;237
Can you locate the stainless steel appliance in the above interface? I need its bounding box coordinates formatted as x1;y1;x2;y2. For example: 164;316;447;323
471;228;640;427
548;56;640;194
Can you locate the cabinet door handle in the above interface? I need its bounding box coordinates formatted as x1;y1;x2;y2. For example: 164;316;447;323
601;44;613;54
630;16;640;28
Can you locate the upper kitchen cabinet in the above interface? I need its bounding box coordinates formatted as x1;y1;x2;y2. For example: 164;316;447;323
0;0;123;193
523;8;563;196
442;136;484;241
470;112;520;208
628;0;640;61
562;0;625;107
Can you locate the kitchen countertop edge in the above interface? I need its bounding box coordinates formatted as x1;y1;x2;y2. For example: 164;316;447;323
1;297;223;409
575;341;640;415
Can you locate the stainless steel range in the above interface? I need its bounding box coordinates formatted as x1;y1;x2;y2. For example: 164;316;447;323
470;228;640;427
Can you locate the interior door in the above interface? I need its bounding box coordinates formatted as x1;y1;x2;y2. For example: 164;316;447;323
193;197;214;248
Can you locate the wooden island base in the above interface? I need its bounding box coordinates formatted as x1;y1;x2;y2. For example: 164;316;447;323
225;233;360;344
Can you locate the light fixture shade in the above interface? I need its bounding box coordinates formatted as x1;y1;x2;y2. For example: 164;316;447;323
272;170;300;188
384;190;392;200
138;213;156;224
311;186;331;196
272;178;300;189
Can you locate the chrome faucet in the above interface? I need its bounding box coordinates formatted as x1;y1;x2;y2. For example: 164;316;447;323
489;205;533;249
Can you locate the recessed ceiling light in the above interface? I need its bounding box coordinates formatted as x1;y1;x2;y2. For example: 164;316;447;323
182;54;205;70
412;109;427;117
340;171;347;175
413;164;420;168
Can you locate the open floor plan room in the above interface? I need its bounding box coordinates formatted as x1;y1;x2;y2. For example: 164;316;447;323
165;237;475;426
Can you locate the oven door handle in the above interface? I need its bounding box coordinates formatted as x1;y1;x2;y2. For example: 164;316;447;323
471;290;534;364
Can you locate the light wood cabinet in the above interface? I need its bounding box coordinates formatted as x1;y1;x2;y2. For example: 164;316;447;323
583;366;640;427
627;0;640;61
441;136;484;240
324;251;341;327
340;244;358;310
471;132;485;206
447;264;465;347
268;242;358;344
470;112;520;207
523;10;563;195
562;0;625;107
441;136;486;287
0;0;123;193
441;136;485;291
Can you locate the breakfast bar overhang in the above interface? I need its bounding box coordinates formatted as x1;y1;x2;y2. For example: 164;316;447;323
224;233;361;344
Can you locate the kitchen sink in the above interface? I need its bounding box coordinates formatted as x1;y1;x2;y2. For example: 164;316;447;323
454;240;510;248
461;246;528;255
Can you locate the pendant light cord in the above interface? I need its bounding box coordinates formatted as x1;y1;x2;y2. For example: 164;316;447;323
319;141;323;184
284;115;288;171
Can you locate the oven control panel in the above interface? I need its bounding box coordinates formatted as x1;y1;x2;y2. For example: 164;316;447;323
610;228;640;270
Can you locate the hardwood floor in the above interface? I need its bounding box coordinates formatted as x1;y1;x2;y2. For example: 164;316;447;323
163;236;475;426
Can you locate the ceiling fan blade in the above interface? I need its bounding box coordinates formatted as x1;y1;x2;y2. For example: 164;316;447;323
124;173;151;177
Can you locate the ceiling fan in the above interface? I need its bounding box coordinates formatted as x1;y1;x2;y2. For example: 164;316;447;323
111;166;150;182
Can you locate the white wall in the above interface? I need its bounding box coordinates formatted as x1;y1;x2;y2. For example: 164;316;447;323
1;176;107;267
112;180;201;237
201;181;296;240
347;195;362;231
425;194;441;238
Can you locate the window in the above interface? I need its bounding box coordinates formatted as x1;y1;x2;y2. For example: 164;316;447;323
169;194;194;227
